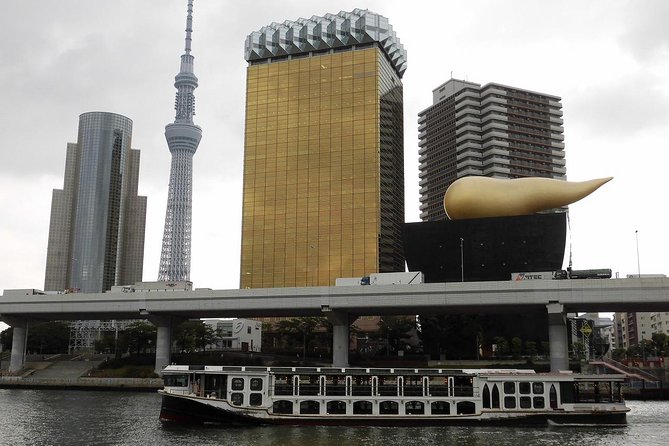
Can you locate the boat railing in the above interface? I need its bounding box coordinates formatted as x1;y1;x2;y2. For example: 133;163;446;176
268;385;479;399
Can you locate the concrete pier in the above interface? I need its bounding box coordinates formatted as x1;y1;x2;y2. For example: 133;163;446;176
547;302;569;372
2;316;28;373
326;311;354;367
149;316;174;374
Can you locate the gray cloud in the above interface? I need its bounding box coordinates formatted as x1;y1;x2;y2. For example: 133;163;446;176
566;73;669;139
619;0;669;63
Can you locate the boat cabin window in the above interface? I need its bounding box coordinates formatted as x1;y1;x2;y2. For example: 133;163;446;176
274;375;293;396
457;401;476;415
273;400;293;414
379;401;399;415
300;400;320;415
492;384;500;408
520;396;532;409
325;375;346;396
559;382;575;404
352;376;373;396
431;401;450;415
403;376;423;396
163;374;188;387
550;385;558;408
250;393;263;406
504;396;516;409
570;381;616;403
378;376;398;396
299;375;319;396
453;376;474;397
533;396;545;408
428;376;449;396
533;382;544;394
204;374;226;398
504;382;515;394
353;401;373;415
230;393;244;406
405;401;424;415
327;401;346;414
519;382;531;394
231;378;245;391
250;378;263;391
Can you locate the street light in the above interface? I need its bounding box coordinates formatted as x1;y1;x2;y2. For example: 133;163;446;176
635;230;641;278
460;237;464;282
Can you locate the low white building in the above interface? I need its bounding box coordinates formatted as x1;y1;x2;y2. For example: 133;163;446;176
204;319;262;352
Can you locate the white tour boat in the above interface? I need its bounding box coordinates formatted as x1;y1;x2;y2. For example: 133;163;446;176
158;365;629;426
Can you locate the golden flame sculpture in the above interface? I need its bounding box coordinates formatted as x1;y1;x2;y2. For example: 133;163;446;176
443;177;613;220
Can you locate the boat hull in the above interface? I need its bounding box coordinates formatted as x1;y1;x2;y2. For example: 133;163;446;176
159;393;627;427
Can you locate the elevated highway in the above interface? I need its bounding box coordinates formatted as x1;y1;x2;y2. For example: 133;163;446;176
2;277;669;374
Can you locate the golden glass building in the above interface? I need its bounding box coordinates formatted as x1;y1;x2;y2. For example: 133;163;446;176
241;9;407;288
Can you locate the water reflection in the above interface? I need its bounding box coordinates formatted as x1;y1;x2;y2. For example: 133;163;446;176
0;391;666;446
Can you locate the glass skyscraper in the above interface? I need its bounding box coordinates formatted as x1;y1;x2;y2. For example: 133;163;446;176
45;111;146;293
240;9;407;288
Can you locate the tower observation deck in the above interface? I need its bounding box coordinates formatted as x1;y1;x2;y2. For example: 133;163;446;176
158;0;202;281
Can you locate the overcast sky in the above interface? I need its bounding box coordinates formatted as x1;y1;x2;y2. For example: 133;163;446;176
1;0;668;316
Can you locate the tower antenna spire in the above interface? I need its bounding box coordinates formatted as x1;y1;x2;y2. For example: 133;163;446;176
184;0;193;54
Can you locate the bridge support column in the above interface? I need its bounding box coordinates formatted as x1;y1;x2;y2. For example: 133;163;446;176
326;311;356;368
1;316;28;373
547;303;569;372
148;316;174;375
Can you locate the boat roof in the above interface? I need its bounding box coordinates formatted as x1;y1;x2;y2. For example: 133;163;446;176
161;365;626;380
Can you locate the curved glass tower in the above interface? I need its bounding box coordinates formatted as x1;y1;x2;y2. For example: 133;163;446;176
45;111;146;294
158;0;202;281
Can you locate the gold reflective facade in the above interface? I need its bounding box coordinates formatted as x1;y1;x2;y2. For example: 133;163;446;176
241;46;405;288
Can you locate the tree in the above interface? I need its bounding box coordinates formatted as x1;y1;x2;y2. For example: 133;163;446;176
275;317;329;359
510;337;523;359
525;340;538;357
652;332;668;356
173;320;220;353
492;337;509;357
611;347;627;361
124;322;156;355
0;327;12;351
377;316;415;355
27;322;69;354
419;314;483;360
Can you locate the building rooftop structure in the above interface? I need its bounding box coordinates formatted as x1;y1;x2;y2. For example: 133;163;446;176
244;8;407;77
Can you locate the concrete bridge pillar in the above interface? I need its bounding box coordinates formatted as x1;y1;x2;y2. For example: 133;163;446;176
1;316;28;373
148;316;174;375
326;311;356;368
546;303;569;372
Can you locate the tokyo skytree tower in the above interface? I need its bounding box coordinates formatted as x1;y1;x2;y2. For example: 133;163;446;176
158;0;202;281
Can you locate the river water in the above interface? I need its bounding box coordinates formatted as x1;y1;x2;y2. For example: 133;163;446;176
0;390;666;445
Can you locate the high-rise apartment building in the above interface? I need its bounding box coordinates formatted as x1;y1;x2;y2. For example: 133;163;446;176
418;79;566;221
614;312;654;349
44;111;146;293
240;9;407;288
158;0;202;281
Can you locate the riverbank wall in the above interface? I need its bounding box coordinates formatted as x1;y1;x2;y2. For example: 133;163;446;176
0;376;162;391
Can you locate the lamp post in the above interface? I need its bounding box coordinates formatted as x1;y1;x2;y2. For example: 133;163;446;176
460;237;464;282
635;230;641;278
